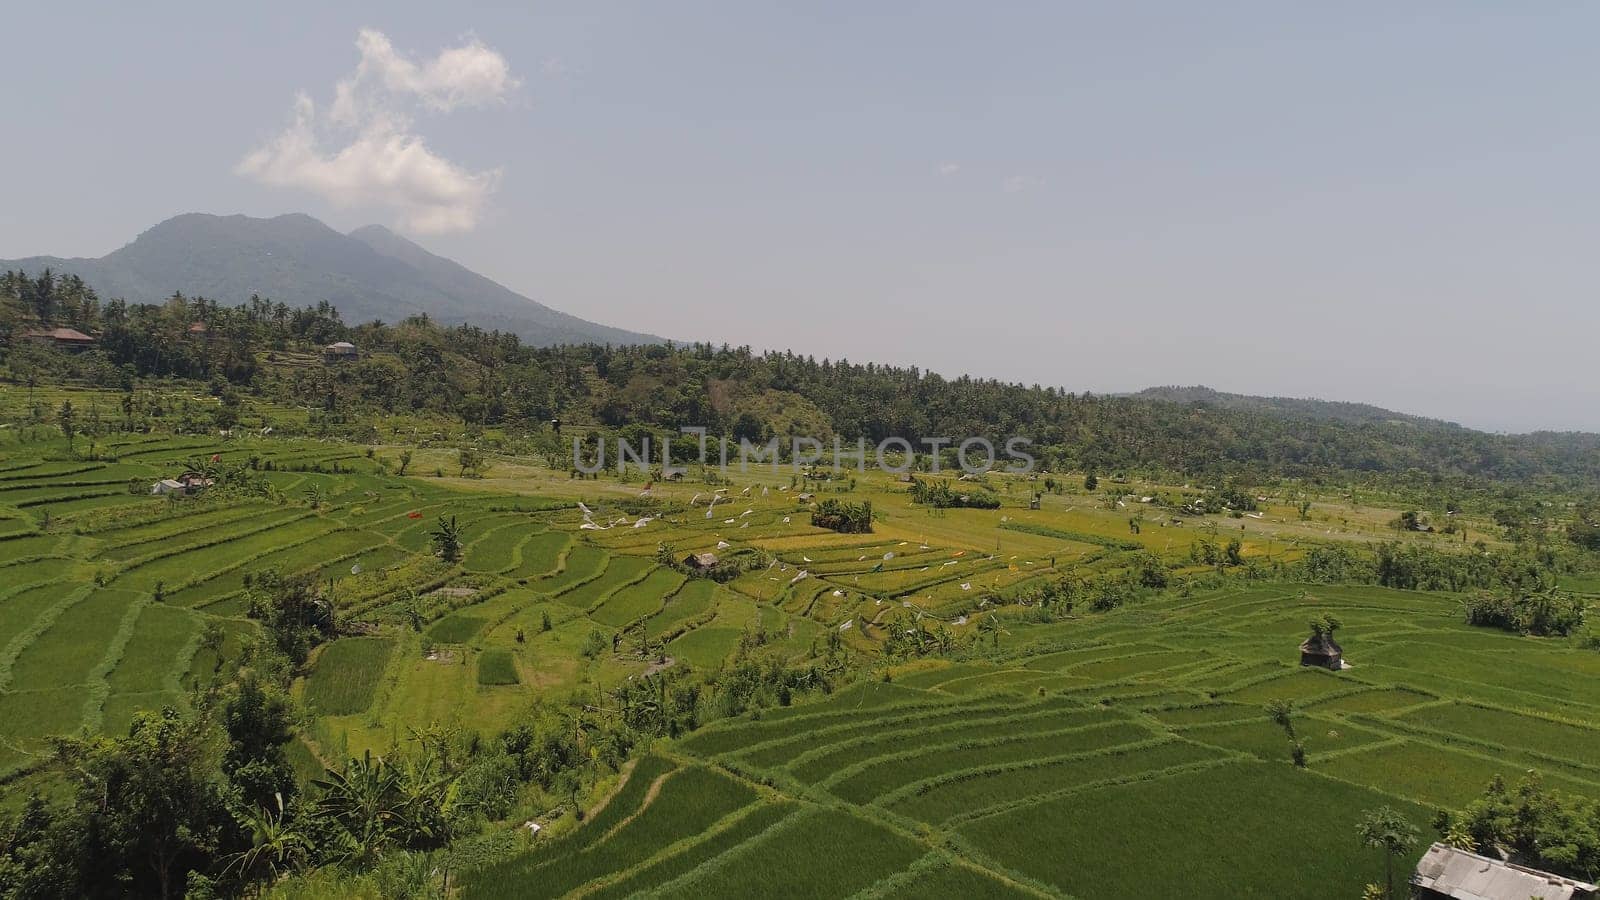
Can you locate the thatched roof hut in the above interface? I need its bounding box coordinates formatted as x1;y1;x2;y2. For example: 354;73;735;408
683;552;719;571
1299;627;1342;670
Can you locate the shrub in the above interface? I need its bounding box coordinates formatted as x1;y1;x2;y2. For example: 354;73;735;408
812;499;873;533
1462;589;1585;637
907;477;1000;509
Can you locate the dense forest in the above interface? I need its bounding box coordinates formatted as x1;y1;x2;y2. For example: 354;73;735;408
5;267;1600;485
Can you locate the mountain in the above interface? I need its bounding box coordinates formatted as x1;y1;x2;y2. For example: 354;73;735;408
0;213;661;346
1133;385;1453;429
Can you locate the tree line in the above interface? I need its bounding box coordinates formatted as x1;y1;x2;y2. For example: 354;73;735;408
8;267;1600;488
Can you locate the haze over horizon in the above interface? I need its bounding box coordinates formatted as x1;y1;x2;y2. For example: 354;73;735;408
3;3;1596;433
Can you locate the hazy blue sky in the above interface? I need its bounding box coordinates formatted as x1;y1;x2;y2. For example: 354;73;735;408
3;3;1597;432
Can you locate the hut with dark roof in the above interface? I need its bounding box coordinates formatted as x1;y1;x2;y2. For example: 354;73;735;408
1299;624;1343;670
683;552;720;572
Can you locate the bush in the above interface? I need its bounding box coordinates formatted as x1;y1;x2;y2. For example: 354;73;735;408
907;477;1000;509
812;499;873;533
1462;589;1585;637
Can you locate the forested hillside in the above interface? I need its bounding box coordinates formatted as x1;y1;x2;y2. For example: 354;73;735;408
4;267;1599;484
1134;385;1449;427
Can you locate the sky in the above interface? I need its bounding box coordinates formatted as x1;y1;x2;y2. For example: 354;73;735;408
2;2;1597;433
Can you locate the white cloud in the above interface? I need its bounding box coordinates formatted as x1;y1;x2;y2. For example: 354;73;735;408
238;29;519;233
938;162;960;176
330;29;518;124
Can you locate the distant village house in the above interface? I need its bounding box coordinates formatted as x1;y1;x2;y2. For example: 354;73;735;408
323;341;359;363
151;471;214;497
22;327;97;351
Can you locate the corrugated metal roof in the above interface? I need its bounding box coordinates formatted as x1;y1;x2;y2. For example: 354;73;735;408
1413;843;1597;900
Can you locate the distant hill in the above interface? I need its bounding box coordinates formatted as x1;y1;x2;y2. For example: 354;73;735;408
1133;385;1452;429
0;213;661;346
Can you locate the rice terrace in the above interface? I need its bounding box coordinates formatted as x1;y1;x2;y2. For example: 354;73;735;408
2;370;1599;899
7;8;1600;898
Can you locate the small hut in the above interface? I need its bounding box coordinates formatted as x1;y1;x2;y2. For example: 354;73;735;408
1299;623;1343;670
1412;842;1597;900
683;552;719;572
151;471;213;496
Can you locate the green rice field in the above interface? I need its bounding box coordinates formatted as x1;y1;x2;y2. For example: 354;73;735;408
1;408;1597;898
459;577;1600;898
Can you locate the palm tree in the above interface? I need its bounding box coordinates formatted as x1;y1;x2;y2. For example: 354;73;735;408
1356;805;1419;899
1265;699;1305;767
57;400;76;452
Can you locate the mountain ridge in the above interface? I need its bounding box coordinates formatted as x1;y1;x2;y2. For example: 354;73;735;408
1131;385;1455;430
0;212;662;347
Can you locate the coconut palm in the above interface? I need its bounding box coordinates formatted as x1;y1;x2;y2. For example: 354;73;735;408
1265;699;1296;738
1265;699;1305;766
